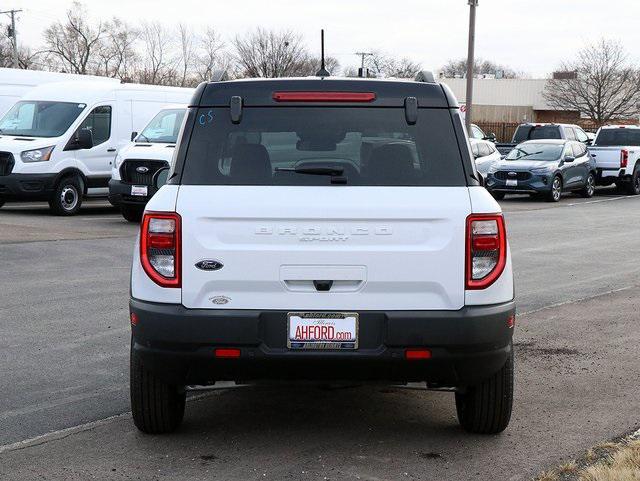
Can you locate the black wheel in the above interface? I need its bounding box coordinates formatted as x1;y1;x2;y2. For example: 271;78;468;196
121;205;144;223
580;173;596;198
130;343;186;434
624;164;640;195
546;176;562;202
455;344;514;434
491;192;505;200
0;198;5;208
49;176;83;215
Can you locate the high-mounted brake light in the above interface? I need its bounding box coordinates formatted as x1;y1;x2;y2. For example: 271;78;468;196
272;91;376;102
140;212;181;288
465;214;507;290
621;149;629;168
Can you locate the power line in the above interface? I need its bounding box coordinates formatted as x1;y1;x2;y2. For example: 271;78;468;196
1;9;23;68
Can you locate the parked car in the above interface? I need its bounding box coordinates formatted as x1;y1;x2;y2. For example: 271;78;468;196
470;138;501;178
0;81;193;214
469;123;496;142
108;105;187;222
129;73;516;435
496;123;591;156
486;139;596;202
588;125;640;195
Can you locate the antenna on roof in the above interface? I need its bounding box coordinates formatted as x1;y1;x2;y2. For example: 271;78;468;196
315;29;331;77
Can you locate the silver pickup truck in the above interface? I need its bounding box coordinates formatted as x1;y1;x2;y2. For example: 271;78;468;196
588;125;640;194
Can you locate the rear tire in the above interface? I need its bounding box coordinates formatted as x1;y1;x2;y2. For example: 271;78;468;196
49;176;83;216
121;205;144;223
455;344;514;434
624;164;640;195
491;192;505;200
130;343;186;434
546;176;562;202
580;173;596;198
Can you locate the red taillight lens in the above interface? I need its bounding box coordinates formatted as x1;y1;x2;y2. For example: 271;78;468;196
215;348;241;358
621;149;629;168
140;212;181;288
405;349;432;360
272;91;376;102
466;214;507;290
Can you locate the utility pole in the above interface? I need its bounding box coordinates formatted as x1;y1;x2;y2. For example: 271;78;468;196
354;51;373;77
464;0;478;131
1;9;22;68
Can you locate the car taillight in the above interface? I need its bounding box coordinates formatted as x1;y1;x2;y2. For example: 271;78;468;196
621;149;629;168
140;212;181;288
272;91;376;102
465;214;507;290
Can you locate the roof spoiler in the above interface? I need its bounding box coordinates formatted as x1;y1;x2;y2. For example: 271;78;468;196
414;71;436;83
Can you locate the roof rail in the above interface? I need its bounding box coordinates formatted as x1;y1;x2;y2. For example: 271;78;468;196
210;70;229;82
414;70;436;83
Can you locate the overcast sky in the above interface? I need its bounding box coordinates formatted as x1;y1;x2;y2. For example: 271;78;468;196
6;0;640;77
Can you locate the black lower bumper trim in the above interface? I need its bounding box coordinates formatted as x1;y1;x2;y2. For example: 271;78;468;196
130;299;516;387
108;178;155;207
0;173;57;200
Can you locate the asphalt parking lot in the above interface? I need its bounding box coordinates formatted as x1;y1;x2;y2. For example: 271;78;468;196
0;189;639;481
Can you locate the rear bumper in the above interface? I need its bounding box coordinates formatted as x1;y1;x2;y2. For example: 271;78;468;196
130;298;516;387
0;173;57;200
596;168;625;185
108;179;156;207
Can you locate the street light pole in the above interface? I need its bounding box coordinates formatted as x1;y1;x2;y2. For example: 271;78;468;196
465;0;478;131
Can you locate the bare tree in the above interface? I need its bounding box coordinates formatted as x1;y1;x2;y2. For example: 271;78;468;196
298;56;340;76
233;28;309;78
194;27;228;82
385;57;422;78
356;51;421;78
96;18;139;79
544;39;640;126
136;22;178;85
43;1;106;74
176;24;197;87
441;58;522;79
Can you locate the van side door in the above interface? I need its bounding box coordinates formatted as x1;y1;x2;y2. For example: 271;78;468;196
72;105;115;187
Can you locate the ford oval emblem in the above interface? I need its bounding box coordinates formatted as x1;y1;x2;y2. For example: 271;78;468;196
210;296;230;305
508;171;517;176
136;166;150;174
196;260;224;271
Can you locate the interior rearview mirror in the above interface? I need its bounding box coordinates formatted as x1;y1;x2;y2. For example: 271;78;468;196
153;167;170;189
131;131;138;142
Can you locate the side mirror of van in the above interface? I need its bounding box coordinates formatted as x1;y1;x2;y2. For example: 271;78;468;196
66;129;93;151
131;131;138;142
484;133;497;143
153;166;170;190
564;155;575;163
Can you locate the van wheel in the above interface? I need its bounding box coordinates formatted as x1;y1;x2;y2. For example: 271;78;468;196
455;344;513;434
624;164;640;195
49;176;83;216
121;205;144;223
491;192;505;200
130;343;186;434
580;173;596;198
546;176;562;202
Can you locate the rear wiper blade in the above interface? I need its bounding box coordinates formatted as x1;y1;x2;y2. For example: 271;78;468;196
275;165;344;176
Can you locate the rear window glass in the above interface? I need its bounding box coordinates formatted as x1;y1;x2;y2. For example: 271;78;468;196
594;129;640;146
181;107;466;186
513;126;562;142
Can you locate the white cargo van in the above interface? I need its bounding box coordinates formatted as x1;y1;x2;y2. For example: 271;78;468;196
0;67;119;118
0;81;193;214
108;105;187;222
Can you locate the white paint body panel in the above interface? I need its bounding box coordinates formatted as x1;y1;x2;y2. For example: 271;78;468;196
176;186;472;311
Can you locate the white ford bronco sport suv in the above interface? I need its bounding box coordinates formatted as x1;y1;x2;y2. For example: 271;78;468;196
129;73;516;435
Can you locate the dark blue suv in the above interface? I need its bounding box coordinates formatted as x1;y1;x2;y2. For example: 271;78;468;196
485;139;596;202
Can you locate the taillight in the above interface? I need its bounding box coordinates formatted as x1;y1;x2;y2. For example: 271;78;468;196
466;214;507;290
621;149;629;168
272;91;376;102
140;212;181;288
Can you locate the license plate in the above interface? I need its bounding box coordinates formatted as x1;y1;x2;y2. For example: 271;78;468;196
287;312;358;350
506;179;518;187
131;185;148;196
